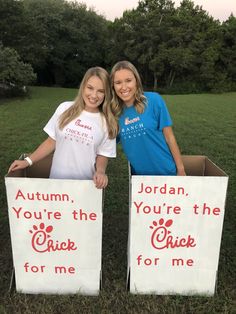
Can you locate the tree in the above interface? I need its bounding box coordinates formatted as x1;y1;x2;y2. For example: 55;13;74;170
0;0;49;69
221;15;236;90
1;0;235;92
0;0;25;49
0;0;110;87
109;0;233;92
135;0;176;89
0;43;36;96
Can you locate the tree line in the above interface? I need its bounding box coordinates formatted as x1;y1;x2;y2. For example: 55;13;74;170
0;0;236;95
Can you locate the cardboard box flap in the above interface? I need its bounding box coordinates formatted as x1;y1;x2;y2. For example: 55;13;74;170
205;158;227;177
6;168;25;178
129;156;206;177
7;153;53;179
129;156;226;177
181;155;206;176
26;153;53;178
182;155;227;177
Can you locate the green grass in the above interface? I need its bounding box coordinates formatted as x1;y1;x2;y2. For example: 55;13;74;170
0;87;235;313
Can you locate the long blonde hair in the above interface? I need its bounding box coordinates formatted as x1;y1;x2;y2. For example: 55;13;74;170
59;67;118;139
110;61;146;118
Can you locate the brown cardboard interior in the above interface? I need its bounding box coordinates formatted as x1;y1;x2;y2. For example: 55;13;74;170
7;154;53;178
6;168;25;178
182;155;227;177
7;154;227;179
204;158;227;176
128;155;227;177
181;155;205;176
26;153;53;178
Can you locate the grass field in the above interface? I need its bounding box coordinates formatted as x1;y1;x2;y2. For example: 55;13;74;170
0;87;235;313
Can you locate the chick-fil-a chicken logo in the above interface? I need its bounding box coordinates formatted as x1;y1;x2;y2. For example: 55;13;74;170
29;223;77;253
149;218;196;250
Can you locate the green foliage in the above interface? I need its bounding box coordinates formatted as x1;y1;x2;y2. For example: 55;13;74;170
0;43;36;96
0;0;25;48
221;15;236;86
0;0;110;87
0;87;235;312
0;0;236;92
108;0;236;93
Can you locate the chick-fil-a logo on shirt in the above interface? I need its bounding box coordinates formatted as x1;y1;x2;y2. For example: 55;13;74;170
149;218;196;250
124;116;140;125
75;119;92;130
29;223;77;253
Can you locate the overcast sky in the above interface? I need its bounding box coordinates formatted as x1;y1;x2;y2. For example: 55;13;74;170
76;0;235;22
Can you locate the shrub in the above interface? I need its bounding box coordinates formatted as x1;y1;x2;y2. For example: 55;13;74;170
0;43;36;97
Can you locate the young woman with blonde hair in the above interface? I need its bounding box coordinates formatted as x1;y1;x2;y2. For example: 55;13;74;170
110;60;185;176
9;67;118;188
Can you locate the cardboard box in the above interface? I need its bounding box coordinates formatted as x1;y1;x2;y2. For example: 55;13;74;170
127;156;228;296
5;154;103;295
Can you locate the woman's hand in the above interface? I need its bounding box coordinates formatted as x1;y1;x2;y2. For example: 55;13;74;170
93;155;109;189
177;167;186;176
93;171;108;189
8;159;29;173
8;137;55;174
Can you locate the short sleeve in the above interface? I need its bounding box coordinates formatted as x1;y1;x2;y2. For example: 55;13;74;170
152;93;172;130
43;102;73;140
43;110;59;140
97;131;116;158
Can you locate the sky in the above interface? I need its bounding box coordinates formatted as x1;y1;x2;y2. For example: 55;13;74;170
76;0;236;22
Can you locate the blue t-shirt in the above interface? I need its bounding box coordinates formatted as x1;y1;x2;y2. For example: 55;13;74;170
118;92;177;175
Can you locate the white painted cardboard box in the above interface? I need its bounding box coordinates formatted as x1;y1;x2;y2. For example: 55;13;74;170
127;156;228;296
5;155;103;295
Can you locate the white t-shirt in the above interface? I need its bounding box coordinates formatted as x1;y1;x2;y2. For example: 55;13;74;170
43;101;116;180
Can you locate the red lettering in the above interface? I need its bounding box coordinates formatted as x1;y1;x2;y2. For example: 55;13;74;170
72;209;97;220
54;266;76;274
172;258;194;267
31;229;77;253
15;189;25;200
193;203;221;216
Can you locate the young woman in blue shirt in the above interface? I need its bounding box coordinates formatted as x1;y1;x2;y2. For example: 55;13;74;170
110;60;186;176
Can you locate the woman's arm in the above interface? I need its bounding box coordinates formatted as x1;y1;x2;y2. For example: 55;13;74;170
163;126;186;176
93;155;109;189
8;137;56;173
